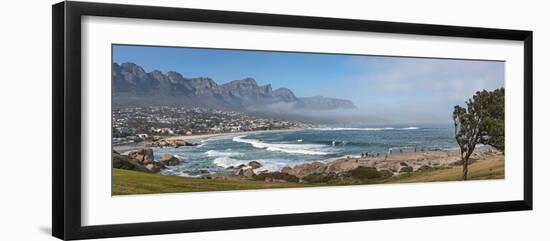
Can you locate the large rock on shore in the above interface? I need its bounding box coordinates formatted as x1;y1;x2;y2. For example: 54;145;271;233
234;168;256;178
248;161;262;169
115;148;169;173
243;169;255;178
159;154;180;166
150;139;196;148
145;163;162;173
128;148;154;165
282;162;327;178
112;153;151;173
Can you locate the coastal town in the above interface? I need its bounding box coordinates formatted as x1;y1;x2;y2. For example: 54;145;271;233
112;106;315;145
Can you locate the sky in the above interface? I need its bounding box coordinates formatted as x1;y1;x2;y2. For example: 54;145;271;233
113;44;504;124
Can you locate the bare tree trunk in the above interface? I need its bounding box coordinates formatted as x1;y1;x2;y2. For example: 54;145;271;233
462;156;469;180
462;148;474;180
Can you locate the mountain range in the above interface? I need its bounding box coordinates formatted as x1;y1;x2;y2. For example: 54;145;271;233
112;62;356;111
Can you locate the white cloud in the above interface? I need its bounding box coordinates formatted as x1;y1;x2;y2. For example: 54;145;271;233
336;57;504;123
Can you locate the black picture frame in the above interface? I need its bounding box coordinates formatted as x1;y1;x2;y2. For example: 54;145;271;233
52;1;533;240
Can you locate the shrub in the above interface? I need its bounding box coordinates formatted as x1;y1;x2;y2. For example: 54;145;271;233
399;166;413;173
254;172;299;183
302;173;338;183
378;169;394;178
418;165;433;171
348;166;383;179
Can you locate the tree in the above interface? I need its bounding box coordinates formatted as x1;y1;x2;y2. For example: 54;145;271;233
453;88;504;180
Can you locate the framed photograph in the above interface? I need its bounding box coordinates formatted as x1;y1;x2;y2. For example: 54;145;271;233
52;1;533;240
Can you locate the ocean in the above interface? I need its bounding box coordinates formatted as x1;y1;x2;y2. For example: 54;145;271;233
154;124;457;177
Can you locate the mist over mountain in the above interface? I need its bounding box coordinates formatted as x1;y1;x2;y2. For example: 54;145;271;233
112;62;356;113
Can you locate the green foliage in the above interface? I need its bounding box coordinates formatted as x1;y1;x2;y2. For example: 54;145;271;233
453;88;505;180
399;166;413;173
112;153;138;170
348;166;383;179
302;173;338;183
254;172;299;183
479;88;505;151
378;169;394;178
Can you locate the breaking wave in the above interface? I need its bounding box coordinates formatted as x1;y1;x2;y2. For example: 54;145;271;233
232;136;329;155
213;156;306;172
205;150;241;157
212;156;248;169
314;127;419;131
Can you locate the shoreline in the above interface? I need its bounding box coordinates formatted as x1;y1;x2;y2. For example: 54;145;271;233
164;128;305;142
112;128;305;153
112;129;502;181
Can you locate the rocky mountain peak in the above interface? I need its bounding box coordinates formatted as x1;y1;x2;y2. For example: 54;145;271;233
112;62;356;111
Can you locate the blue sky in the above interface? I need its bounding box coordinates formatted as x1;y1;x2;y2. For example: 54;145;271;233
113;44;504;123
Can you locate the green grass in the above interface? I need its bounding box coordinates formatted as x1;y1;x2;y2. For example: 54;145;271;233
113;168;311;195
113;156;504;195
383;155;504;183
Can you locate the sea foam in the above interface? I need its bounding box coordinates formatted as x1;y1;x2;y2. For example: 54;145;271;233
213;156;305;172
232;136;329;155
212;156;247;169
205;149;241;157
315;127;419;131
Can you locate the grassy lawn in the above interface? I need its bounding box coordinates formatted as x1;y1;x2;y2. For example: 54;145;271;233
383;155;504;183
113;168;311;195
113;156;504;195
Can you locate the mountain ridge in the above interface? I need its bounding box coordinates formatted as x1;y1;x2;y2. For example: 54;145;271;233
112;62;356;111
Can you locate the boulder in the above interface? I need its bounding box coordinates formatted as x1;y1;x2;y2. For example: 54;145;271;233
243;168;256;178
150;139;197;148
235;168;245;176
280;166;292;173
234;168;256;178
285;162;327;177
128;148;154;164
112;153;150;173
159;153;180;166
248;161;262;169
145;163;161;173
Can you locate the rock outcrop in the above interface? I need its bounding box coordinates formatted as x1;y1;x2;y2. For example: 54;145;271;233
149;139;196;148
159;153;180;166
281;162;327;178
112;152;151;173
113;148;182;174
128;148;154;165
247;161;262;169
